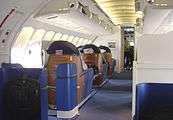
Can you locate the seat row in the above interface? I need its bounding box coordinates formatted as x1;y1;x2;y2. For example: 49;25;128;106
0;41;115;120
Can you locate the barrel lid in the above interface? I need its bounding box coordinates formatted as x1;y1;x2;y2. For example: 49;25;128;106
82;44;100;53
47;41;80;56
99;45;111;53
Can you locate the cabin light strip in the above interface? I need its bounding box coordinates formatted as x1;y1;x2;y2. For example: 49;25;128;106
95;0;136;26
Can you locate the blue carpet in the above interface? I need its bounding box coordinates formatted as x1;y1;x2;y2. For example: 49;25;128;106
49;80;132;120
112;70;132;80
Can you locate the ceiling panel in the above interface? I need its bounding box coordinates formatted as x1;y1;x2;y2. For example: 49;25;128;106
146;0;173;9
95;0;136;26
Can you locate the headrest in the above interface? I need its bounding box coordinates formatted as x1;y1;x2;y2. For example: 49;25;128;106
78;46;84;53
1;63;23;69
47;41;80;56
99;45;111;53
136;83;173;120
82;44;100;54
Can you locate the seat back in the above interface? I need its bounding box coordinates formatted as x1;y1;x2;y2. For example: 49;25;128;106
102;53;113;77
1;63;23;69
82;44;104;86
99;45;113;78
0;68;47;120
46;41;85;106
82;53;104;86
82;53;103;74
0;69;3;120
47;55;84;105
4;78;40;120
135;83;173;120
83;68;94;99
56;63;78;112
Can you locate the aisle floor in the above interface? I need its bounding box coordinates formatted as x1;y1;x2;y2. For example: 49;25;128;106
77;80;132;120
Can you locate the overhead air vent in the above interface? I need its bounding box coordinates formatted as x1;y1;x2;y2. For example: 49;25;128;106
91;13;101;24
78;2;91;18
34;0;114;36
147;0;154;4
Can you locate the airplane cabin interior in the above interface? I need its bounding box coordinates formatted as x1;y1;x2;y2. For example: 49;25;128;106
1;0;173;120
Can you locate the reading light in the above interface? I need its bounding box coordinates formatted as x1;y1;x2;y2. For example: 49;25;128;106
136;11;144;19
160;4;168;6
130;41;134;46
154;4;159;6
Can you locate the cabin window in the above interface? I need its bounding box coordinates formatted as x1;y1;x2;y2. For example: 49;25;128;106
61;34;69;41
11;28;46;68
22;29;45;68
82;39;88;45
67;36;75;42
42;31;55;41
87;40;93;44
29;29;46;43
77;38;83;46
13;27;35;47
52;33;63;41
23;43;42;68
11;27;34;64
11;27;92;67
72;37;79;45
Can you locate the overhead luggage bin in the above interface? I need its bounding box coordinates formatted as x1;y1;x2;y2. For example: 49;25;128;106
46;41;94;118
33;0;114;36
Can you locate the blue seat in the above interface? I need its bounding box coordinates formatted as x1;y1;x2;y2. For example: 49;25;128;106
103;64;108;80
135;83;173;120
56;63;78;111
83;68;94;99
112;59;116;73
0;69;3;119
0;67;48;120
1;63;23;69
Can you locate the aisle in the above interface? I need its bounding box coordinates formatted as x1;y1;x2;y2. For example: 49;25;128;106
76;80;132;120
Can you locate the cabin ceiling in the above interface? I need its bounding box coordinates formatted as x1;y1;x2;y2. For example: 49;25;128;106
95;0;136;26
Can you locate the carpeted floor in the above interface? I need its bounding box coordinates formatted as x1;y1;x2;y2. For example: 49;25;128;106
49;79;132;120
76;80;132;120
112;70;132;80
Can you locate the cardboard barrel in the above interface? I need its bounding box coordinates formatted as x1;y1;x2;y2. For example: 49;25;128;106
99;46;113;78
46;41;84;108
81;44;104;85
